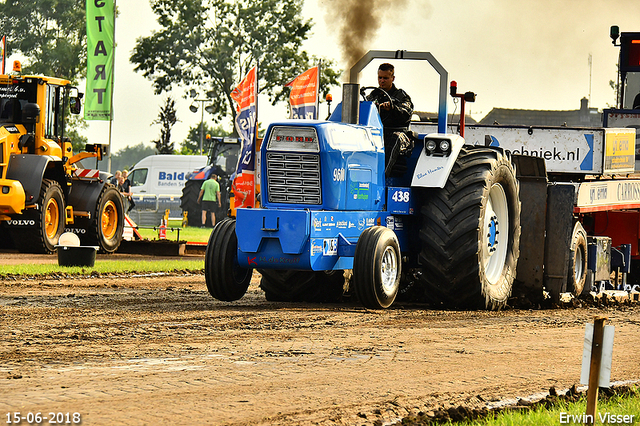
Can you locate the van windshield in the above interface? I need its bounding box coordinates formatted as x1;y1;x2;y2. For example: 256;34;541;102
130;169;148;187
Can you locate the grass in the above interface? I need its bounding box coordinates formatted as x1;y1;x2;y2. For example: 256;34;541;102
0;259;204;277
447;388;639;426
134;220;213;242
0;220;211;277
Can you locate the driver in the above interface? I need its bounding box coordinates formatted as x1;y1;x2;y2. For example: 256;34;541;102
366;63;414;175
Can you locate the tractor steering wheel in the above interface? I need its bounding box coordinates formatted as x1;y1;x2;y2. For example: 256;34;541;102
360;86;394;109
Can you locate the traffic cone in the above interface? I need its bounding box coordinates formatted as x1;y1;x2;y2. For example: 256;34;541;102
158;218;167;240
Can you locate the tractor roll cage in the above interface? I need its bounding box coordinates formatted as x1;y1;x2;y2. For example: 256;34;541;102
346;50;449;134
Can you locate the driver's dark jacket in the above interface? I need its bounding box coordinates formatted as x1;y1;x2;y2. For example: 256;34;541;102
366;84;414;130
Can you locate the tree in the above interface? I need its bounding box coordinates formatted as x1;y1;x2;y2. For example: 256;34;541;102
131;0;341;125
0;0;87;81
180;123;232;155
97;142;157;173
0;0;92;150
65;114;88;153
152;97;179;154
609;62;621;108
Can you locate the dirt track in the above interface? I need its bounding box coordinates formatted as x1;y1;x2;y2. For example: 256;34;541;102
1;257;640;425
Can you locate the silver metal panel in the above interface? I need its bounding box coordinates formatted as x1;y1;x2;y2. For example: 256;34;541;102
266;152;322;205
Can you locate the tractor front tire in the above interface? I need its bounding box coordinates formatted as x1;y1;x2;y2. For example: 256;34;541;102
352;226;401;309
10;179;65;254
418;147;520;309
205;219;253;301
86;185;124;253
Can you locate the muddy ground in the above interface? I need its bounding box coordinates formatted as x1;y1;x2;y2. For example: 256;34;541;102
1;252;639;425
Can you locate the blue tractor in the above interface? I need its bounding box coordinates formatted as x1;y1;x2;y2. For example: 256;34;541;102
204;51;521;309
180;137;241;227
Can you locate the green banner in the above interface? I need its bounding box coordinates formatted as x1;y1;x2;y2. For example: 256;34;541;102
85;0;115;121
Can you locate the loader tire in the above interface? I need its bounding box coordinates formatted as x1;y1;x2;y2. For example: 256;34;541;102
0;222;13;249
205;219;252;301
181;180;203;227
86;185;124;253
259;270;345;303
352;226;401;309
10;179;65;254
418;147;520;309
567;221;588;297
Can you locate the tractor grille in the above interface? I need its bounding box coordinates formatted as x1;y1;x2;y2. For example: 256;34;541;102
266;152;321;204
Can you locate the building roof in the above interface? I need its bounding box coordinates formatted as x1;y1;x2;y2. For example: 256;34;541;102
478;98;602;127
412;112;477;125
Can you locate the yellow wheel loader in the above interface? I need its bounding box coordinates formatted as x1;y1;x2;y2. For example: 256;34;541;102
0;62;123;253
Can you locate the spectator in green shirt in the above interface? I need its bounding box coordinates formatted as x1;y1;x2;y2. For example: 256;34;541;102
197;174;221;227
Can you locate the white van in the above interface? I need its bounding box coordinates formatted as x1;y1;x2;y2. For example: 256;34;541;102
128;154;208;196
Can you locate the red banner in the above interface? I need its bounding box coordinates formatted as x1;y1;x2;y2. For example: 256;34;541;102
231;66;257;111
230;66;257;209
285;66;318;119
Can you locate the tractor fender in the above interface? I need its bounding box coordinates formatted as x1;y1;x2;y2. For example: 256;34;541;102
66;179;108;216
98;170;113;182
64;179;107;236
410;134;465;188
6;154;67;205
187;164;223;181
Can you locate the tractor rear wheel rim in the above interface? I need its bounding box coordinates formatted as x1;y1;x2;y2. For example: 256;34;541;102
574;244;585;283
483;183;509;284
102;200;118;240
45;197;60;239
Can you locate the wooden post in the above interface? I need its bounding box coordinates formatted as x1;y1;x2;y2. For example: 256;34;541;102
585;316;607;425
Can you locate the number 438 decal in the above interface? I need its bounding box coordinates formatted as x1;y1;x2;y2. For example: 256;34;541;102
391;190;410;203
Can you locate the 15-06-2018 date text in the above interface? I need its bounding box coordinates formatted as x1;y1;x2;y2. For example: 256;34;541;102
6;412;81;424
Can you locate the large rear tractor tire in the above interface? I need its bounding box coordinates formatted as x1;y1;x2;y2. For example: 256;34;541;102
259;269;345;303
205;219;253;301
10;179;65;254
418;147;520;309
181;180;203;227
86;185;124;253
567;221;588;297
352;226;402;309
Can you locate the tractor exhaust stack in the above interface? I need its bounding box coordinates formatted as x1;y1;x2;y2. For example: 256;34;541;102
341;83;360;124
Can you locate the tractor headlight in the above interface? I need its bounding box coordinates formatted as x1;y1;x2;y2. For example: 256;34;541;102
424;137;453;157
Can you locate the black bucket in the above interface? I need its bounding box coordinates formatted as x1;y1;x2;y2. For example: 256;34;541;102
56;245;98;267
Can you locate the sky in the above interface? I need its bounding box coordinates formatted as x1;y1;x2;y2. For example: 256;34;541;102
77;0;640;156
